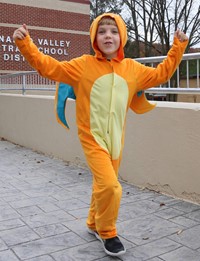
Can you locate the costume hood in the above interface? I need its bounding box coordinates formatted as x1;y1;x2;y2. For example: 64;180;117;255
90;13;127;61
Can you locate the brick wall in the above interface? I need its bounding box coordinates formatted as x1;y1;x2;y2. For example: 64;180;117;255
0;1;90;73
60;0;90;4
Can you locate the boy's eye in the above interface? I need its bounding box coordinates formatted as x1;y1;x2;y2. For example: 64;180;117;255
98;30;119;35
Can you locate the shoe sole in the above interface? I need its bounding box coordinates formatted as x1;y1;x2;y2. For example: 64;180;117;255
87;228;126;257
87;227;97;236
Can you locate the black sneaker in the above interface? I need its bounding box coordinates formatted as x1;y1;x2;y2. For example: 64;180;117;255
87;228;126;256
87;227;97;236
100;236;126;257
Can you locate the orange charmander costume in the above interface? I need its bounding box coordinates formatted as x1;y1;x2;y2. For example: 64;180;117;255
15;13;188;239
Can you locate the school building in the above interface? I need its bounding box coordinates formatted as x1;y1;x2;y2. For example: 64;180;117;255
0;0;90;75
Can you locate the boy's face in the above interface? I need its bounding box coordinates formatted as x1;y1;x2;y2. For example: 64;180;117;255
96;23;120;60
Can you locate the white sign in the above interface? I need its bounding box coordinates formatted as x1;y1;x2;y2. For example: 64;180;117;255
0;35;71;62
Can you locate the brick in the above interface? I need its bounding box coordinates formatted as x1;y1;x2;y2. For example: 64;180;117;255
0;2;90;73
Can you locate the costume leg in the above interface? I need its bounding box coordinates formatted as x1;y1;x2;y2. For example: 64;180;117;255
87;186;96;231
85;147;122;239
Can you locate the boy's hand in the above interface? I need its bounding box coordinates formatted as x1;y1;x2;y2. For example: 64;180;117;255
13;24;28;41
174;29;188;42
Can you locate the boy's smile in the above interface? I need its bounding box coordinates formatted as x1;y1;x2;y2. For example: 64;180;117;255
96;24;120;60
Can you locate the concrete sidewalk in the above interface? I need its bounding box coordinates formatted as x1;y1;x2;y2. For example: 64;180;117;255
1;140;200;261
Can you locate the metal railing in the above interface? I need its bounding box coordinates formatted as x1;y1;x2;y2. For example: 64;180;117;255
136;52;200;95
0;71;56;95
0;52;200;95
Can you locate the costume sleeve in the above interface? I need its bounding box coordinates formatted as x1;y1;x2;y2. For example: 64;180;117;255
134;37;188;91
15;35;86;86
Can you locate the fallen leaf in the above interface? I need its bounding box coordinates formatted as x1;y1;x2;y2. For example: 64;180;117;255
177;229;183;235
160;202;166;207
142;237;149;240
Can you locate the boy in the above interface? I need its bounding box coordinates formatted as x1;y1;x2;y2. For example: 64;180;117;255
13;13;188;257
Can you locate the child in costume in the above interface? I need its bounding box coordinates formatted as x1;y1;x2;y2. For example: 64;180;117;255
13;13;188;257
